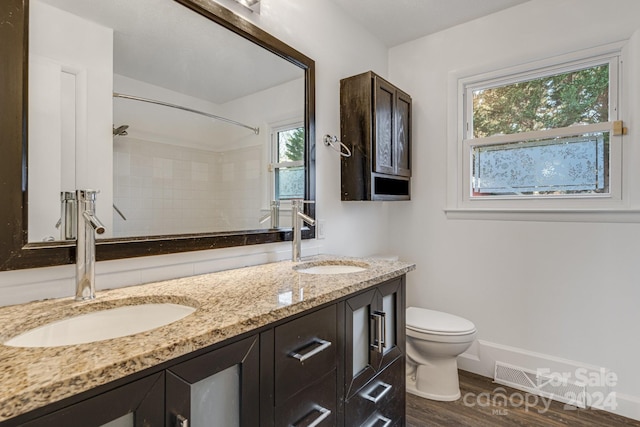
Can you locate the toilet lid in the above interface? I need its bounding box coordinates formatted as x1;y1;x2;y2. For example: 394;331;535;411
406;307;476;334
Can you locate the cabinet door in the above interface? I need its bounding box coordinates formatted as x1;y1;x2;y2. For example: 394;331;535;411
376;278;405;371
395;90;411;177
21;373;164;427
166;335;259;427
373;77;396;176
345;288;377;398
345;278;405;399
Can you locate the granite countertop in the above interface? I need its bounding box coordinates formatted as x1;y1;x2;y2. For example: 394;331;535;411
0;255;415;422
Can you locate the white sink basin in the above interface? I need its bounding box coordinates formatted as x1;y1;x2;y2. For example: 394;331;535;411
295;261;368;275
4;303;196;348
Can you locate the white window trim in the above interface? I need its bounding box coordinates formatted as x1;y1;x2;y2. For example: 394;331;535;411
268;119;304;204
444;41;640;222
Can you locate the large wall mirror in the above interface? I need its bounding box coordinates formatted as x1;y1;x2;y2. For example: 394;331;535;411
0;0;315;270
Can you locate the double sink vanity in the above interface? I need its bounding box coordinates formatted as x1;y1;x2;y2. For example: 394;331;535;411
0;0;417;424
0;256;415;426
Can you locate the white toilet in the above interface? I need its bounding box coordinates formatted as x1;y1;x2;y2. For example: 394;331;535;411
405;306;477;401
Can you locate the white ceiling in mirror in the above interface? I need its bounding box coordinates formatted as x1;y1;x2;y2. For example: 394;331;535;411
37;0;301;104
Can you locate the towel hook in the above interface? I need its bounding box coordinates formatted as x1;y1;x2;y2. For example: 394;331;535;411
323;135;352;158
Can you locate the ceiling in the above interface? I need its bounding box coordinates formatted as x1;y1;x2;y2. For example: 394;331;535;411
330;0;530;47
35;0;531;105
38;0;303;104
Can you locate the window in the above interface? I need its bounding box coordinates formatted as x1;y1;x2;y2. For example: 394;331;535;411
449;44;626;215
270;123;305;200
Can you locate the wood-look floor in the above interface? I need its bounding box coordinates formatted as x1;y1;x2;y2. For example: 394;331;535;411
407;370;640;427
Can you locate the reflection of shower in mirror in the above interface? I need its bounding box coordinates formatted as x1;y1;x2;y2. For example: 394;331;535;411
112;125;129;136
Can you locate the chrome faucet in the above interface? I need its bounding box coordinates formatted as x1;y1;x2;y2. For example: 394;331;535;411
291;199;315;262
57;191;77;240
75;190;105;301
259;200;280;229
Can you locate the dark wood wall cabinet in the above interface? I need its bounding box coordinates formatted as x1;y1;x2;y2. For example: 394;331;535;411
4;276;406;427
340;71;412;201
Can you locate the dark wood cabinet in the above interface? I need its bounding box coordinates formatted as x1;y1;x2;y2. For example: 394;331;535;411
344;277;406;426
166;335;260;427
275;371;337;427
345;358;405;427
274;305;337;404
272;305;337;426
9;276;406;427
19;373;164;427
341;71;412;201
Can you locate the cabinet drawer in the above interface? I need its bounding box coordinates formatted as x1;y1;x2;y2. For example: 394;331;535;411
345;358;405;427
275;370;337;427
275;305;337;404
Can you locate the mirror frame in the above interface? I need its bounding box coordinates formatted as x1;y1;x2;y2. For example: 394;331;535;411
0;0;315;271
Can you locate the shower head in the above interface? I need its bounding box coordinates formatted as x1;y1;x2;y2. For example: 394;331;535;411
113;125;129;136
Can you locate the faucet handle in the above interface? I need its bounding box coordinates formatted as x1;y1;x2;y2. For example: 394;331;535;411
259;213;272;224
297;211;315;226
291;200;315;226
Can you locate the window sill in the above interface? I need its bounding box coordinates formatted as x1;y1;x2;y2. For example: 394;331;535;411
444;208;640;223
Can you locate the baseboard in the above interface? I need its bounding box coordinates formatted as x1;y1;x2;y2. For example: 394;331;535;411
457;339;640;422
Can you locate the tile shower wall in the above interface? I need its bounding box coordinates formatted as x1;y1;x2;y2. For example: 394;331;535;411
113;138;262;237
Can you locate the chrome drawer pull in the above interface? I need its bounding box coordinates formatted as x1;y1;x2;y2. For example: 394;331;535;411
290;338;332;362
361;381;392;403
362;414;392;427
379;311;386;350
292;405;331;427
176;414;189;427
370;311;385;353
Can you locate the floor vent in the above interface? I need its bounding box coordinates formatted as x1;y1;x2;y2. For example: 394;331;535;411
494;361;587;408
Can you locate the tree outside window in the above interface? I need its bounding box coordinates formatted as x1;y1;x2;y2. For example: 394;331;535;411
273;125;305;200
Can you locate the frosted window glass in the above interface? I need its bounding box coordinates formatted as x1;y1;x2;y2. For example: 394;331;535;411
191;364;240;427
382;294;395;354
472;133;608;196
100;413;133;427
352;306;368;376
275;166;305;199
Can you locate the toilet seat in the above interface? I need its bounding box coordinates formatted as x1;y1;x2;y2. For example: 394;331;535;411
407;307;476;336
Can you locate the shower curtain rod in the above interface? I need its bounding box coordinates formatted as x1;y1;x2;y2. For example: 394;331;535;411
113;92;260;135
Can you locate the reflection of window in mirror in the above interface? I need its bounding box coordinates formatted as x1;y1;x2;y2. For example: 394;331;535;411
270;122;305;201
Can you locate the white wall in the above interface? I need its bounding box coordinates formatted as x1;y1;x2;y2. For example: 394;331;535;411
0;0;389;304
388;0;640;419
28;0;113;241
250;0;393;258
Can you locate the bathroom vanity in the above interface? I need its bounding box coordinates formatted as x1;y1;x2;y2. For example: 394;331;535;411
0;257;414;426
